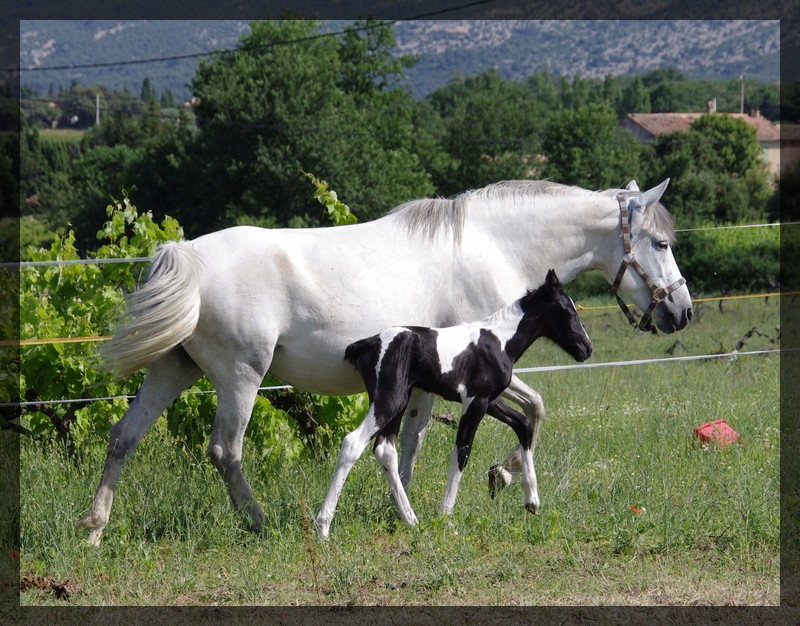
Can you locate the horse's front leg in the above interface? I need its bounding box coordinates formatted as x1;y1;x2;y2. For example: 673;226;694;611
488;375;545;498
440;396;489;516
316;406;382;539
397;388;436;488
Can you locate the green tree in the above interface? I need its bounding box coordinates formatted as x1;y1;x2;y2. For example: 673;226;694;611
185;19;433;233
649;114;771;224
140;77;156;104
529;65;560;111
618;77;651;116
602;74;623;116
541;102;643;189
426;69;546;194
690;114;764;176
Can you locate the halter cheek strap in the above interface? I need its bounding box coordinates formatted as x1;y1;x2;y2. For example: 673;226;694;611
610;193;686;334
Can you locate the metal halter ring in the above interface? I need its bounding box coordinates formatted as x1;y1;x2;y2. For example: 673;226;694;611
610;193;686;334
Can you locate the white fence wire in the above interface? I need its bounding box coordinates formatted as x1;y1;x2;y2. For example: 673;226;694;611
4;347;790;409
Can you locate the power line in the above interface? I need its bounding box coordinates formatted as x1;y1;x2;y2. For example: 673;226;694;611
676;222;797;233
13;1;501;74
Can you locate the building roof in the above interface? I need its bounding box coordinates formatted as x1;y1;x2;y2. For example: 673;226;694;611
625;112;780;142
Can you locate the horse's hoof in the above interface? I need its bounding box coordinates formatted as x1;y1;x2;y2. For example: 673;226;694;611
525;502;540;516
488;464;512;499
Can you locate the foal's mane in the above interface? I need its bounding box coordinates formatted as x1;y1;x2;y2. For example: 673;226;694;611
387;180;578;245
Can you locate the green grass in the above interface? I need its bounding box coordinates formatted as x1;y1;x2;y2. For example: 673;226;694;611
18;295;783;605
38;129;85;144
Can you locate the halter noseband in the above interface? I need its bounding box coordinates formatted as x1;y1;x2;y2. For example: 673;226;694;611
610;192;686;334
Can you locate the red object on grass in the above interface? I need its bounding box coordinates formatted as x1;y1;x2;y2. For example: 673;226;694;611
693;419;739;446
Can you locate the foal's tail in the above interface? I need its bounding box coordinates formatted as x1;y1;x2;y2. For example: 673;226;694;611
101;240;204;378
344;336;382;377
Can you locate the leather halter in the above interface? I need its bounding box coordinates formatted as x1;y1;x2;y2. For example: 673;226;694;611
610;193;686;334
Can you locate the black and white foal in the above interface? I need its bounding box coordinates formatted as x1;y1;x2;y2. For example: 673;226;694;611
316;270;592;538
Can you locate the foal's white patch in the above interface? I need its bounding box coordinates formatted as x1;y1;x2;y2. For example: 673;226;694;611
436;326;480;374
435;300;526;374
376;328;405;380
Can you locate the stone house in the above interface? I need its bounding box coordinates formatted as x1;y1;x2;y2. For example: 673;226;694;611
621;101;789;177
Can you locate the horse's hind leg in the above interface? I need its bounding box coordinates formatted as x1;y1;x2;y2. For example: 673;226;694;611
397;388;436;488
488;375;545;498
486;399;538;514
206;369;268;534
78;347;201;545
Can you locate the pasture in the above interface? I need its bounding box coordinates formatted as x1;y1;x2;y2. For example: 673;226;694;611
18;293;781;606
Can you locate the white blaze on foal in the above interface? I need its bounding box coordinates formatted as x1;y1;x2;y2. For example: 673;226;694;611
315;270;592;538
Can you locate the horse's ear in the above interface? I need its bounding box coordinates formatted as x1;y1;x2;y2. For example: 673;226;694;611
642;179;670;208
546;268;559;291
625;180;640;192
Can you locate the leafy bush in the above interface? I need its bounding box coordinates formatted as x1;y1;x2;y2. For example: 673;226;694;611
675;223;781;294
19;181;369;461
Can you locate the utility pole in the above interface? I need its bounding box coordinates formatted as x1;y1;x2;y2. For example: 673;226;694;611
96;92;100;126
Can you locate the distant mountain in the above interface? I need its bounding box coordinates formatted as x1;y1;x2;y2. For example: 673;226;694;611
19;20;780;100
397;20;780;97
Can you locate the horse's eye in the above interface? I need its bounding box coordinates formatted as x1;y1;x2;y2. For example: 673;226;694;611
657;241;669;250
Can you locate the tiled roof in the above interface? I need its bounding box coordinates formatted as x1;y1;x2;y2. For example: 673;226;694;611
625;112;780;142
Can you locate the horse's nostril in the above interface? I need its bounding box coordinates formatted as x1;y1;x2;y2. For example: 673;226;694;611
687;307;693;322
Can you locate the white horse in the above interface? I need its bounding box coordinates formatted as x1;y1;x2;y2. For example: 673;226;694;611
79;179;692;545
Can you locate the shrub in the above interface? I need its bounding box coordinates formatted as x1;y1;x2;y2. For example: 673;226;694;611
676;224;781;294
19;180;369;461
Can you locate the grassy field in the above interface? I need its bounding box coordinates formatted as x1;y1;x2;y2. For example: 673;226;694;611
38;128;86;143
18;294;783;606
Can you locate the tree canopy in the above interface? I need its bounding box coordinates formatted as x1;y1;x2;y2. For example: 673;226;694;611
185;19;433;232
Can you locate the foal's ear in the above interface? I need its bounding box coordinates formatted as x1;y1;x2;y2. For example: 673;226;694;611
545;268;560;291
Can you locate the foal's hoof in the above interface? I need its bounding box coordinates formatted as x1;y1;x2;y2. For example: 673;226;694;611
525;502;540;516
488;464;512;499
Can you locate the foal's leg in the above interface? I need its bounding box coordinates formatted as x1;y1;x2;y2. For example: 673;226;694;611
374;414;418;529
488;375;545;498
397;389;436;488
316;406;382;539
78;348;202;545
440;396;490;516
486;399;539;514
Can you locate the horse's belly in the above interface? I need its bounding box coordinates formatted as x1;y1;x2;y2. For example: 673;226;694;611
268;342;366;396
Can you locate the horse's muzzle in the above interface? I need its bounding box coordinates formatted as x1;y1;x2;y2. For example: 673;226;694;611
655;304;693;334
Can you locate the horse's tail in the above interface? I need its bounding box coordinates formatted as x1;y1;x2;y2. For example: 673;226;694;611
101;240;204;378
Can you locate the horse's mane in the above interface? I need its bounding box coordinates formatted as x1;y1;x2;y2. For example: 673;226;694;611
388;179;676;245
388;180;579;245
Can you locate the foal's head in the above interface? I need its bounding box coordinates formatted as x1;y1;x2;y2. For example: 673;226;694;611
525;269;593;362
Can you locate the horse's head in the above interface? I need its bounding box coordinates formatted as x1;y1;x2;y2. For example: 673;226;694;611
610;179;693;334
537;269;593;362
